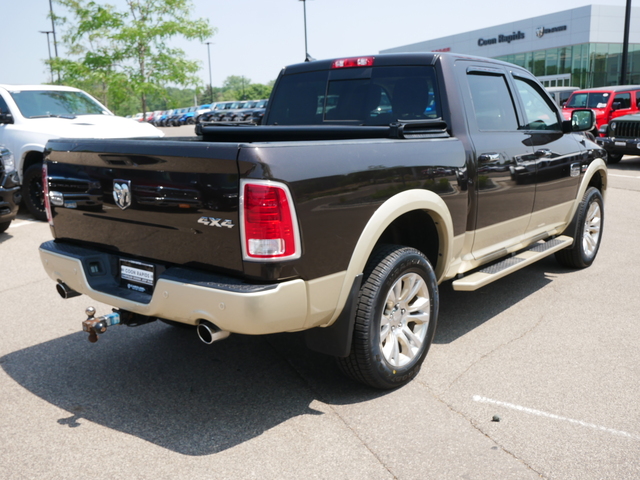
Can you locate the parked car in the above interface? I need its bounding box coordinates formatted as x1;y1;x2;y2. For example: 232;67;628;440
563;85;640;136
221;100;257;122
235;100;268;122
193;104;212;123
168;108;189;126
0;145;20;233
200;101;235;122
158;110;175;126
0;84;162;220
545;86;579;107
179;106;203;125
151;110;167;126
596;112;640;163
248;99;269;124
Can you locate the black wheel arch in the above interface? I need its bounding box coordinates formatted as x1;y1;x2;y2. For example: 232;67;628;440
374;209;441;273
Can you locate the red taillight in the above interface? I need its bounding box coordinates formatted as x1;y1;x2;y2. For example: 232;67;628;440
241;180;301;261
42;163;53;225
331;56;375;69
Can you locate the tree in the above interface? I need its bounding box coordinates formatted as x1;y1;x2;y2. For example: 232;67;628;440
51;0;215;116
220;76;273;101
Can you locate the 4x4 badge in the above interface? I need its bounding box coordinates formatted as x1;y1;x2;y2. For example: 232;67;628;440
197;216;235;228
113;180;132;210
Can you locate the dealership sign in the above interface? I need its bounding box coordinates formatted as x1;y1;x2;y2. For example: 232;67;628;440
536;25;568;37
478;31;525;47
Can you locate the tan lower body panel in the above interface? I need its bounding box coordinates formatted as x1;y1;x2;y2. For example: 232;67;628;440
39;246;336;335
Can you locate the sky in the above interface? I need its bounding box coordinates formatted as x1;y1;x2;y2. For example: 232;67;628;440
0;0;630;89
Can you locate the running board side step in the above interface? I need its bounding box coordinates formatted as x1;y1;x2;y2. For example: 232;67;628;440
452;235;573;292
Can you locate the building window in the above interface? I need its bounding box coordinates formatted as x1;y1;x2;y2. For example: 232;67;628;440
546;48;558;76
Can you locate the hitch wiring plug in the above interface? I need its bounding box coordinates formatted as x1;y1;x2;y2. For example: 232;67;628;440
82;307;157;342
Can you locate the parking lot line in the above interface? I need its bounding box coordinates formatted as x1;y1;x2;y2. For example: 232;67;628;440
8;220;40;228
473;395;640;441
609;173;640;179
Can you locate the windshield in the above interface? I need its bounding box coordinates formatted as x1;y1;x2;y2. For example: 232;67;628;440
566;92;610;109
267;65;440;126
9;90;110;118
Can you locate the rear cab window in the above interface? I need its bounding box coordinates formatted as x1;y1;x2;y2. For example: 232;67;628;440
266;66;441;126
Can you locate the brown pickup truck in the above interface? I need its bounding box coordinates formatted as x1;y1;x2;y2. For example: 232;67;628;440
40;52;607;389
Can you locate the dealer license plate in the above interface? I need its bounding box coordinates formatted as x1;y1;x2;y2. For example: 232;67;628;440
120;259;155;293
615;141;626;147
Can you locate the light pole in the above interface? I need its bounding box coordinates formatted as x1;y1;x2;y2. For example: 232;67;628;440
48;0;60;82
40;31;54;83
205;42;214;103
620;0;632;85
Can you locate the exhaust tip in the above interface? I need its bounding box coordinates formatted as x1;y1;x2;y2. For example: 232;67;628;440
196;320;230;344
56;282;81;299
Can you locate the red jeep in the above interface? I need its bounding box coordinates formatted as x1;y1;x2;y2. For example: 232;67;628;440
562;85;640;136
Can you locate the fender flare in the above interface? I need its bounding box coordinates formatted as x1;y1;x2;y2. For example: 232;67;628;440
564;158;607;228
327;189;454;326
18;144;46;182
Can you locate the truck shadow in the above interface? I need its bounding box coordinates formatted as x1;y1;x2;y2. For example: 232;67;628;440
0;256;573;455
435;256;571;344
0;231;13;244
0;322;379;456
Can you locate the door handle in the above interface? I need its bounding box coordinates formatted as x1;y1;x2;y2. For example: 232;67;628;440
478;153;500;163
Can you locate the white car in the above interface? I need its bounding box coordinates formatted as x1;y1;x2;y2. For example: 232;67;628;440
0;84;163;220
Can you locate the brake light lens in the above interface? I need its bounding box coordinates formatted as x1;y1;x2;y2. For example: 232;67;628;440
240;180;301;261
331;56;375;69
42;162;53;226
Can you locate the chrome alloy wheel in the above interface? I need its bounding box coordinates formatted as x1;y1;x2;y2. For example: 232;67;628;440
380;272;431;367
582;201;602;258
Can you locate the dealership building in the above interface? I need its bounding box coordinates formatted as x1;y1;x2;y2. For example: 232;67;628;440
381;4;640;89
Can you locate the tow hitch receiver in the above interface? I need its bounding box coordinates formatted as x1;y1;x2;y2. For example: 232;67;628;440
82;306;121;343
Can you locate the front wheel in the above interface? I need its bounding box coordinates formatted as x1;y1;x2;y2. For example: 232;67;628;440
556;187;604;268
337;245;438;389
607;153;623;164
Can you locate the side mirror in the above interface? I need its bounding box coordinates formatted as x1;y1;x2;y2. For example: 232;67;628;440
0;112;14;125
611;101;622;111
563;109;595;133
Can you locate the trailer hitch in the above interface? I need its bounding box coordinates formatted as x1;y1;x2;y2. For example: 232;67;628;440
82;307;121;343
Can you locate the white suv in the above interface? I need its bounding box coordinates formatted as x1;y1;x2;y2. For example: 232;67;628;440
0;84;163;220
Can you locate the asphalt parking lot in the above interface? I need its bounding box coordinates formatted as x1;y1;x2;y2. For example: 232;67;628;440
1;155;640;479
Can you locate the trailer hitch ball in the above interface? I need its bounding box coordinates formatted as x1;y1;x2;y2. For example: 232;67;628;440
84;307;99;343
82;307;121;343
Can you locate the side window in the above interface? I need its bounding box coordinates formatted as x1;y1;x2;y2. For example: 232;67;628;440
514;77;561;130
0;95;9;114
613;93;631;110
467;73;518;131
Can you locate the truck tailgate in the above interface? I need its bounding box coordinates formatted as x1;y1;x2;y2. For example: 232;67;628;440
45;138;244;273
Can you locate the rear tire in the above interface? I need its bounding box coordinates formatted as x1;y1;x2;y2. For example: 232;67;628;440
0;221;11;233
22;163;47;221
337;245;438;389
556;187;604;268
